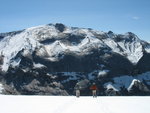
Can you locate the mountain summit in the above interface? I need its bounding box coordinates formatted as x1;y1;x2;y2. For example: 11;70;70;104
0;23;150;95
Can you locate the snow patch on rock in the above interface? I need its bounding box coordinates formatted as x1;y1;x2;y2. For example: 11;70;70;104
33;63;46;69
104;71;150;91
127;79;141;91
104;83;119;91
98;70;109;77
0;83;4;93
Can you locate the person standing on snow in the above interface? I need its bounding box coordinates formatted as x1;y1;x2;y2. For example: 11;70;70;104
74;83;81;97
90;82;98;97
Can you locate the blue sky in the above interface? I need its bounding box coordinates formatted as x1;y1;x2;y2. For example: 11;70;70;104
0;0;150;41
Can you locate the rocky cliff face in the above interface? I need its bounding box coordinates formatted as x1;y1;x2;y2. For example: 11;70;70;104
0;23;150;96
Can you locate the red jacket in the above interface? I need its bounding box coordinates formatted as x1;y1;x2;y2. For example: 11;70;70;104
90;85;97;90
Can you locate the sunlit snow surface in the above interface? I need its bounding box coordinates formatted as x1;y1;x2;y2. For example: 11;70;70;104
0;96;150;113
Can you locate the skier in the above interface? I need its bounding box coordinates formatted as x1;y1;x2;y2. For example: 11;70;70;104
90;82;98;97
74;83;81;97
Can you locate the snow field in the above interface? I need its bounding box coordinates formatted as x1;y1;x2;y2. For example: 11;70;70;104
0;95;150;113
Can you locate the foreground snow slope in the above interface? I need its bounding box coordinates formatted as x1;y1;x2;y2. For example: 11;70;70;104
0;95;150;113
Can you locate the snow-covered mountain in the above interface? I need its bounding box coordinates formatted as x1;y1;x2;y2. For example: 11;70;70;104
0;23;150;95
